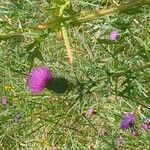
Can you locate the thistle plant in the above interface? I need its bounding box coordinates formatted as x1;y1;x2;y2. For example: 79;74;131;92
1;0;150;64
0;0;150;149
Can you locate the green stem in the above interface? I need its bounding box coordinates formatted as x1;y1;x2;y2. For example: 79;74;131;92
59;1;70;16
74;0;150;23
1;0;150;38
61;25;73;64
110;63;150;77
0;33;23;41
37;0;150;29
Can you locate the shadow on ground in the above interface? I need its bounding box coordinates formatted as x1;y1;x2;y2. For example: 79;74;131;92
46;77;74;94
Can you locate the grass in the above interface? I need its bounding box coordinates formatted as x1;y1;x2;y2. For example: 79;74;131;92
0;0;150;149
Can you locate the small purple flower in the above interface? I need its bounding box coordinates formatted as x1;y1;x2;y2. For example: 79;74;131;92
109;30;119;41
87;108;96;117
14;114;21;123
0;98;8;106
27;67;53;94
130;129;139;137
99;128;107;136
141;118;150;131
120;113;135;130
115;136;123;148
51;146;58;150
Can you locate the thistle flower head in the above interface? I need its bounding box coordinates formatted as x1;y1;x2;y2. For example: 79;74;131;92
120;113;135;130
14;114;21;123
115;136;123;148
0;98;8;106
130;129;139;137
141;118;150;131
27;66;53;94
87;108;96;117
110;30;119;41
51;146;58;150
99;128;107;136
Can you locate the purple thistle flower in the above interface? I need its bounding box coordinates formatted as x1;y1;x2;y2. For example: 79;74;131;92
87;108;96;117
115;136;123;148
120;113;135;131
27;67;53;94
51;146;58;150
14;114;21;123
130;129;139;137
109;30;119;41
141;118;150;131
0;98;8;106
99;128;107;136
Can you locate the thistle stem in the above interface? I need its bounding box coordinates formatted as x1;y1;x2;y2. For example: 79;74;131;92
36;0;150;29
59;1;70;16
74;0;150;23
0;33;23;41
61;25;73;64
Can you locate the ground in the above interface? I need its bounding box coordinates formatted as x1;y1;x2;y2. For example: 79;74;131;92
0;0;150;150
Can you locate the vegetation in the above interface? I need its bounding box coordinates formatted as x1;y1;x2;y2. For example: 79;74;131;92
0;0;150;149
